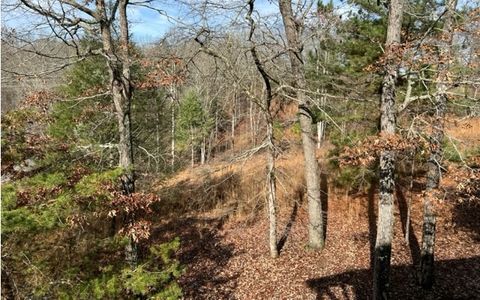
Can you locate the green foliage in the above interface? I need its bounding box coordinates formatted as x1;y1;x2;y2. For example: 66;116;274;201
177;90;214;149
150;237;181;263
327;129;378;192
50;47;116;166
1;41;182;299
67;238;184;300
60;55;108;98
75;167;123;197
334;165;376;192
1;192;73;234
20;172;67;191
1;207;38;234
291;121;302;137
1;183;17;211
1;108;41;164
273;120;284;140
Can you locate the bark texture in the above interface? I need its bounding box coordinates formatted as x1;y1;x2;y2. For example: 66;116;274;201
99;0;136;268
247;0;278;258
374;0;404;299
279;0;324;250
420;0;457;289
266;119;278;258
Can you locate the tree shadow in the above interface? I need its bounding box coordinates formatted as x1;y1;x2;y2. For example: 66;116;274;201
368;182;376;272
451;175;480;242
278;189;303;253
452;201;480;242
396;187;421;266
277;200;298;253
149;216;238;300
306;256;480;299
321;172;329;241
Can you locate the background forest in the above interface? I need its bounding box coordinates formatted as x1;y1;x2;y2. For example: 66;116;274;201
1;0;479;299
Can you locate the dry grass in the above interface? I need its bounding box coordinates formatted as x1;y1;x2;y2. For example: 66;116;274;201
154;146;307;221
446;117;480;142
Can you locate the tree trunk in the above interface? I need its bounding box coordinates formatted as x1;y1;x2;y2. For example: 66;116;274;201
266;117;278;258
99;0;135;195
247;0;278;257
420;0;457;289
250;100;255;145
374;0;404;299
171;95;176;169
231;86;236;150
191;127;195;167
201;136;206;165
99;0;137;269
279;0;324;250
317;121;325;148
207;131;213;161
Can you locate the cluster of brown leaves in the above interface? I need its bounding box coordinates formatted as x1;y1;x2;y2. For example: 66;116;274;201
21;90;57;112
119;220;153;242
136;57;186;89
25;134;53;153
455;170;480;203
364;43;407;73
340;133;423;167
66;166;91;187
16;186;63;207
109;192;160;241
109;192;159;216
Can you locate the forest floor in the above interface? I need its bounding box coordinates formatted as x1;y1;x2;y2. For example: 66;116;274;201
151;185;480;299
150;117;480;300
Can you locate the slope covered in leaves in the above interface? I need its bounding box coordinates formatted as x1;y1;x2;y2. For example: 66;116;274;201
150;118;480;299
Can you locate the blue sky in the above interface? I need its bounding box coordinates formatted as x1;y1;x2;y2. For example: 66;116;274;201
1;0;340;43
128;0;281;43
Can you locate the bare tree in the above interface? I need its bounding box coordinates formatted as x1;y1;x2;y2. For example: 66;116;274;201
246;0;279;258
279;0;324;250
420;0;458;289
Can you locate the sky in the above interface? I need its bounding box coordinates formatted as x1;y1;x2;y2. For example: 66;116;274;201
127;0;358;43
7;0;474;44
128;0;281;43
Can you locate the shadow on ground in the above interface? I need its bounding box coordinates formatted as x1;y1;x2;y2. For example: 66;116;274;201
149;217;238;300
306;256;480;299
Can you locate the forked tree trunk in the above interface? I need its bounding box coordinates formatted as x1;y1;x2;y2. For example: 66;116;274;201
99;0;137;268
374;0;404;299
420;0;457;289
279;0;324;250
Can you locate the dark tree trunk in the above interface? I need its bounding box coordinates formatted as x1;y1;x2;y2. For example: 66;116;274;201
373;0;404;299
420;0;457;289
279;0;324;250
